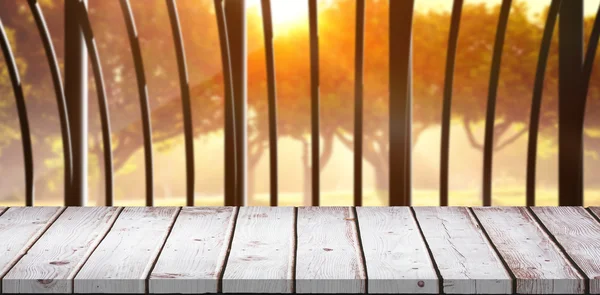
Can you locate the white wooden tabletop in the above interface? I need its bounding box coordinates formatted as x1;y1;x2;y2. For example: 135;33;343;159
0;206;598;294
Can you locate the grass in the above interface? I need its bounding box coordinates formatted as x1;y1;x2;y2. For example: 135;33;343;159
3;189;600;207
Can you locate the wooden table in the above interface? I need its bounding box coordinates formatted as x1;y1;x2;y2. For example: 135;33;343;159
0;206;599;294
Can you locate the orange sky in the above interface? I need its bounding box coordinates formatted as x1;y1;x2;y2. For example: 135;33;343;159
418;0;599;17
245;0;600;31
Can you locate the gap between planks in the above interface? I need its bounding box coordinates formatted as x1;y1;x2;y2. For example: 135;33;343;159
470;207;586;294
145;208;182;294
530;207;600;294
73;207;181;293
0;207;66;293
295;207;367;293
3;207;124;293
221;207;296;293
1;206;600;294
149;207;239;294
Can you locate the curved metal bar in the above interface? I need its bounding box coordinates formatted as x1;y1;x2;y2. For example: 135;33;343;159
354;0;365;206
309;0;320;206
76;1;114;206
27;0;73;202
440;0;463;207
214;0;237;206
526;0;561;207
482;0;512;206
260;0;278;207
0;19;35;206
580;3;600;124
166;0;195;206
120;0;154;206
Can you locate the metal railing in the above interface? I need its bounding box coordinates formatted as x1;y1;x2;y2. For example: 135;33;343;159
0;16;34;205
0;0;597;207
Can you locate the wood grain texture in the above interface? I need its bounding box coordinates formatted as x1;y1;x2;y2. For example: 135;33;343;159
149;207;237;294
413;207;512;294
355;207;438;293
2;207;122;294
0;207;64;285
473;207;584;294
296;207;366;293
532;207;600;294
223;207;295;293
74;207;179;294
590;207;600;220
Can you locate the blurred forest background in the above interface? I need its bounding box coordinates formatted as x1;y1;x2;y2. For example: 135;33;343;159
2;0;600;206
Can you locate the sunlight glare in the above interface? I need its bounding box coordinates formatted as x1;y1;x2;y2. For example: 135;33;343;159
247;0;308;34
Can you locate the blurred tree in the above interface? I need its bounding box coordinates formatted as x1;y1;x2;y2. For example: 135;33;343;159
1;0;600;204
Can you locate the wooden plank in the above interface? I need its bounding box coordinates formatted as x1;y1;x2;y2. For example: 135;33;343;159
149;207;237;294
0;207;64;285
296;207;366;293
413;207;512;294
473;207;584;294
222;207;295;293
2;207;122;293
356;207;438;293
531;207;600;294
74;207;180;294
590;207;600;220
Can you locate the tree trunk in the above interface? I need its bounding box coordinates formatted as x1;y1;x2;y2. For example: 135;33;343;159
297;132;336;206
246;139;265;204
248;166;256;204
302;138;311;206
303;164;311;206
90;141;106;206
374;162;389;203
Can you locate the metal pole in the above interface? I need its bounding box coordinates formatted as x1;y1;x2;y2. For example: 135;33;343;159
354;0;365;206
389;0;414;206
308;0;320;206
215;0;236;207
558;0;584;206
77;0;114;206
260;0;279;206
64;0;88;206
225;0;247;206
